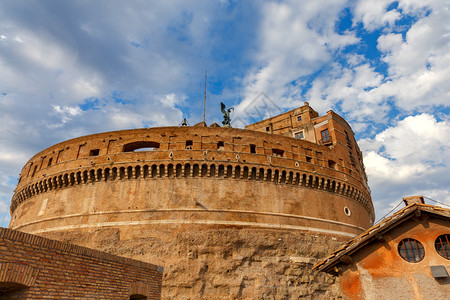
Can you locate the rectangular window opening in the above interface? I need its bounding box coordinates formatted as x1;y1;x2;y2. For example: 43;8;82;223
186;140;193;150
272;148;284;157
294;131;304;140
89;149;100;156
297;116;302;122
328;160;336;169
345;131;352;147
250;144;256;153
217;141;224;150
47;158;53;166
320;129;332;145
31;165;38;177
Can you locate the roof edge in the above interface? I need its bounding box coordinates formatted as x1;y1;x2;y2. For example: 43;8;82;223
313;203;450;273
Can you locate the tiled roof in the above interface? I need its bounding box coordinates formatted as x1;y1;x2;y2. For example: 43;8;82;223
313;203;450;273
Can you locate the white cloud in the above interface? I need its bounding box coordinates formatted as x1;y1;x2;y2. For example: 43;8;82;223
358;0;450;110
234;0;359;122
299;0;450;126
359;114;450;217
71;75;103;99
305;61;385;122
0;0;449;223
353;0;401;31
17;31;75;70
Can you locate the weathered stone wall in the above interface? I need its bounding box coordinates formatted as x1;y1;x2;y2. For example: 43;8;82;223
12;126;372;217
9;112;373;299
10;127;374;236
40;225;345;299
11;177;370;239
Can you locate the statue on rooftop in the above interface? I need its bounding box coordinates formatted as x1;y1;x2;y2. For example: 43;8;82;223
221;102;233;127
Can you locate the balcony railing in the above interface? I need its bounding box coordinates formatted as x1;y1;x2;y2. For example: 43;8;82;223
319;136;333;146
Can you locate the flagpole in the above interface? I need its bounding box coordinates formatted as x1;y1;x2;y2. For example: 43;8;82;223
203;70;207;124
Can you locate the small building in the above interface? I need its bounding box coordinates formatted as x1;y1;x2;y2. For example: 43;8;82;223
245;102;368;185
313;196;450;299
0;227;163;299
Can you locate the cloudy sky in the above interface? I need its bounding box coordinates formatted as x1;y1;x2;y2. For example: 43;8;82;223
1;0;449;224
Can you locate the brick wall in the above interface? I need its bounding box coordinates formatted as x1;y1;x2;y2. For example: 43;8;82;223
0;227;162;299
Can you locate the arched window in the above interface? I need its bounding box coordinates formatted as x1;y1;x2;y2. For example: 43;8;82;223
210;164;216;177
143;165;149;178
151;165;157;178
226;165;232;178
127;166;133;179
273;170;279;183
218;165;224;178
184;164;191;177
398;238;425;262
175;164;182;177
159;165;165;177
167;164;174;177
258;168;264;181
193;164;199;177
266;169;272;182
243;166;249;179
234;166;241;179
134;166;141;179
123;141;160;152
201;164;208;177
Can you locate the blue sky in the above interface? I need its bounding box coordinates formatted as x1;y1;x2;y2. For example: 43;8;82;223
0;0;449;224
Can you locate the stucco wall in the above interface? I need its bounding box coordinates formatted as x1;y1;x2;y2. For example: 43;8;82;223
338;216;450;299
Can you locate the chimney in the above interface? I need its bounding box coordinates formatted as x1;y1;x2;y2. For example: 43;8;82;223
402;195;425;206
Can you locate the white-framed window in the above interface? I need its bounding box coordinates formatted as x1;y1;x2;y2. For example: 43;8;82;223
294;131;304;140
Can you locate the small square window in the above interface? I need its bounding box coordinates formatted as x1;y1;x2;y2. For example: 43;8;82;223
294;131;304;140
297;116;302;122
328;160;336;169
89;149;100;156
272;149;284;157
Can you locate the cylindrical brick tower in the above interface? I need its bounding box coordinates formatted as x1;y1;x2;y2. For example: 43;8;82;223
9;105;374;299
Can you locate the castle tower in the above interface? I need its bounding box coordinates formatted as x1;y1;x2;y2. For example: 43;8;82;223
9;104;373;299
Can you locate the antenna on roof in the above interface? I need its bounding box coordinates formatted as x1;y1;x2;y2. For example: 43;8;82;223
203;70;207;124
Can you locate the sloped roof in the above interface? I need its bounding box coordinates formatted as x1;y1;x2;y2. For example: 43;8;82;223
313;203;450;273
194;121;208;127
